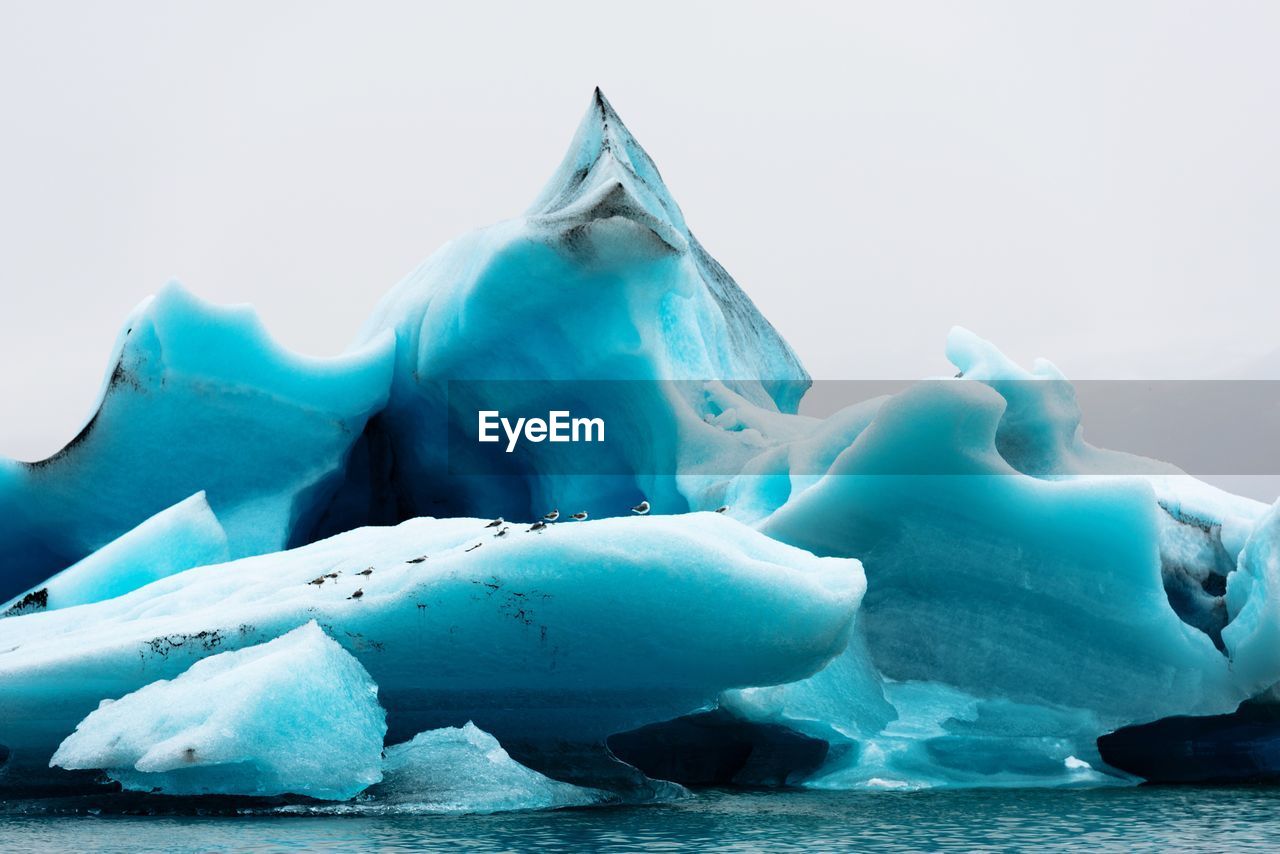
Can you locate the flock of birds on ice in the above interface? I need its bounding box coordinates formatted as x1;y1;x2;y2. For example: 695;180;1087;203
302;500;729;601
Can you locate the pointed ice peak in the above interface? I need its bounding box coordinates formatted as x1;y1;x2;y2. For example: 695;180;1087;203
513;89;810;408
527;88;688;232
586;87;643;171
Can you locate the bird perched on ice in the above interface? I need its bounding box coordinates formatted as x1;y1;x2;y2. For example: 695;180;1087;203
325;572;340;579
631;500;650;515
544;509;560;522
406;555;426;564
714;506;728;513
465;543;482;552
348;588;363;600
494;527;510;538
570;511;588;521
485;518;504;528
308;576;326;586
529;520;547;532
358;567;374;577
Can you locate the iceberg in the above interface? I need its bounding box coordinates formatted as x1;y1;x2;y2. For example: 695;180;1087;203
3;88;1280;803
49;621;385;800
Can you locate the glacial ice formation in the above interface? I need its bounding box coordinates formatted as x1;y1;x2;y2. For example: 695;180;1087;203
2;88;1280;803
0;284;394;601
342;88;811;526
0;513;860;793
50;622;385;800
762;379;1251;724
704;327;1274;789
2;492;228;617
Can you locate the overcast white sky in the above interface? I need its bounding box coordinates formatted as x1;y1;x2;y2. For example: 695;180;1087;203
2;1;1278;462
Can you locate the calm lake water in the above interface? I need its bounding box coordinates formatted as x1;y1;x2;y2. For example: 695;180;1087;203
5;787;1280;852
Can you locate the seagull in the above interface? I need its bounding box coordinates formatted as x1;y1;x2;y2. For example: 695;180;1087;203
715;506;728;513
465;543;482;552
308;576;326;586
348;588;363;600
324;572;340;579
529;520;547;532
631;500;650;515
494;527;510;538
543;509;560;522
406;556;427;564
570;511;588;521
485;518;504;528
358;567;374;577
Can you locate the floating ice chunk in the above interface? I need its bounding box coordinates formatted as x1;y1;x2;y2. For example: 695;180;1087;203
49;621;386;800
1;513;860;792
366;722;606;814
2;492;228;617
0;283;394;601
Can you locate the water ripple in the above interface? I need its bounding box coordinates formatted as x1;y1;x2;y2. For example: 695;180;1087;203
5;786;1280;852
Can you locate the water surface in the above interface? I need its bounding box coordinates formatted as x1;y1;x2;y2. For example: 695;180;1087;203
5;787;1280;852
